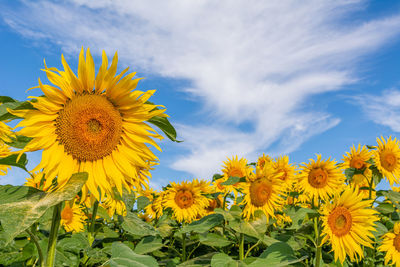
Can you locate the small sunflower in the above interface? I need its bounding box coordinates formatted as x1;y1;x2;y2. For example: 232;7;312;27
321;188;378;264
11;48;167;202
220;156;252;197
272;155;296;191
140;188;161;220
342;144;373;170
297;155;345;203
24;171;46;190
164;180;210;223
101;197;127;217
379;222;400;267
61;202;86;233
242;165;284;221
374;136;400;185
193;178;213;195
257;153;272;170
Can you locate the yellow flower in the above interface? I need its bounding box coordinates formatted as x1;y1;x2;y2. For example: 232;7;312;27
321;188;378;264
297;155;345;203
242;165;284;221
374;136;400;185
11;48;166;202
61;202;86;233
342;144;373;171
0;117;15;143
24;171;46;190
379;222;400;267
193;178;213;195
101;197;127;217
140;188;162;220
257;153;272;170
220;156;252;197
272;155;296;191
0;143;11;176
164;180;210;223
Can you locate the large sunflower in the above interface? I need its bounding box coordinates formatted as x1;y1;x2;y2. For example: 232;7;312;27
11;48;166;202
374;136;400;185
241;165;284;221
379;222;400;267
164;180;210;223
321;188;378;264
297;155;344;203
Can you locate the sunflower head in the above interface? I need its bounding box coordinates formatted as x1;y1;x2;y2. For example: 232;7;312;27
342;144;372;170
298;155;345;203
242;165;284;221
12;48;167;203
164;181;210;223
272;155;296;191
374;136;400;185
257;153;272;170
60;202;86;233
321;188;378;263
379;222;400;266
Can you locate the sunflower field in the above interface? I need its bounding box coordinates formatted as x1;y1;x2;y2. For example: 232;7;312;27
2;49;400;267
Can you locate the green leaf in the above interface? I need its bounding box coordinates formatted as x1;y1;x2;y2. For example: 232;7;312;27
246;242;307;266
5;135;33;149
376;203;395;214
199;233;232;247
148;115;182;143
285;207;317;230
120;212;159;237
57;233;90;254
122;190;136;212
180;214;224;234
0;172;88;244
136;196;150;212
0;153;28;171
211;253;246;267
230;214;267;239
133;236;163;255
221;176;242;186
0;100;35;121
0;96;17;103
104;242;158;267
177;252;218;267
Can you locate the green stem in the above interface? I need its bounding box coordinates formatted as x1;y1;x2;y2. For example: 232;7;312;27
314;217;322;267
368;176;374;200
181;234;187;262
244;240;260;259
87;200;99;246
239;233;244;261
46;202;62;267
26;229;44;267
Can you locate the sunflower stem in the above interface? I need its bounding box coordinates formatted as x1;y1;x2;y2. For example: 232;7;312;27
26;228;44;267
368;176;373;200
88;200;99;246
239;233;245;261
46;202;62;267
314;217;322;267
181;233;187;262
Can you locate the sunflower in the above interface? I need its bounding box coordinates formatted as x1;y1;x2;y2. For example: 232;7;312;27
164;180;210;223
60;202;86;233
379;222;400;266
257;153;272;170
140;188;160;220
11;48;166;202
321;188;378;264
0;119;14;143
241;165;284;221
297;155;345;203
272;155;296;191
24;171;46;190
220;156;252;197
374;136;400;185
101;196;127;217
193;178;213;195
0;143;11;176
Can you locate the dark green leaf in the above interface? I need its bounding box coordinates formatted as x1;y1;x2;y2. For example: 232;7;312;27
0;96;16;103
148;115;182;143
199;233;232;247
221;176;241;186
211;253;245;267
0;153;28;171
376;203;395;214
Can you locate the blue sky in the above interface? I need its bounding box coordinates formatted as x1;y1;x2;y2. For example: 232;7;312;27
1;0;400;190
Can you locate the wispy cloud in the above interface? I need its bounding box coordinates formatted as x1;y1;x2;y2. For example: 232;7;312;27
356;89;400;132
1;0;400;179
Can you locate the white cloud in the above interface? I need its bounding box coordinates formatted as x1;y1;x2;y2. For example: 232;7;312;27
1;0;400;179
356;89;400;132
